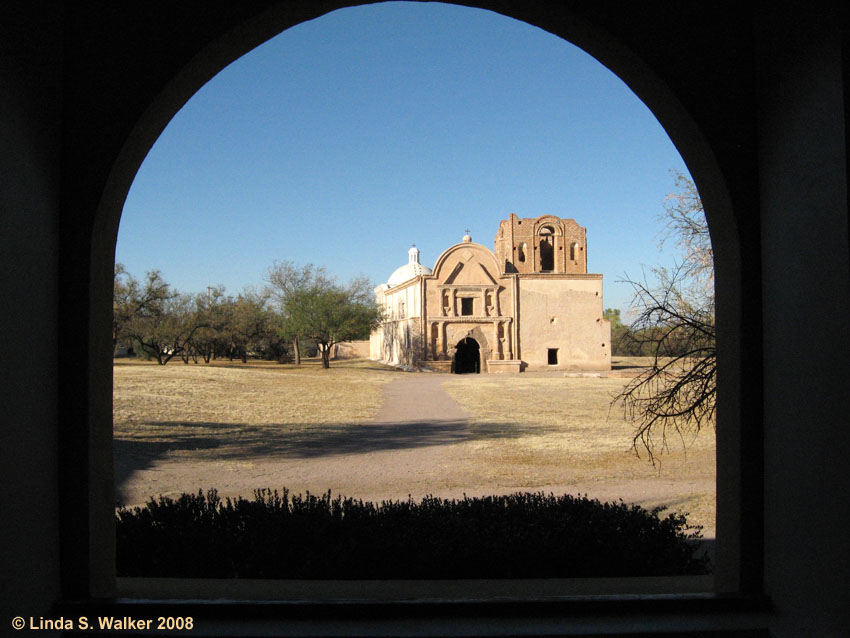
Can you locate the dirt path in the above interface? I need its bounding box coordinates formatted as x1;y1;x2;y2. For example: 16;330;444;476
371;373;471;426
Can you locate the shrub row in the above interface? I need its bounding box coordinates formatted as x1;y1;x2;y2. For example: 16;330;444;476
116;489;710;578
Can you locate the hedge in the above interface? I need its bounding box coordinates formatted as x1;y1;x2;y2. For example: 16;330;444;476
116;489;710;578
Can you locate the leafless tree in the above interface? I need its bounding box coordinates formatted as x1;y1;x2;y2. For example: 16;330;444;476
614;172;715;461
125;293;206;365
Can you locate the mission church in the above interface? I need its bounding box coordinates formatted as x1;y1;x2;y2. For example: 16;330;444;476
369;214;611;373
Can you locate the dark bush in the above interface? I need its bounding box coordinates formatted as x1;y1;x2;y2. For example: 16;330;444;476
115;489;709;578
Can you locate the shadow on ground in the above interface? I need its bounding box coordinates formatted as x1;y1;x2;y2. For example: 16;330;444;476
114;418;553;504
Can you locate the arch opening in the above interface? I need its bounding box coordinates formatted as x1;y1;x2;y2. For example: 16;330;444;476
84;0;746;598
453;337;480;374
538;226;555;271
539;238;554;271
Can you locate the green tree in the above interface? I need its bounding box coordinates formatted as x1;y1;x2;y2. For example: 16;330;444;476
603;308;638;357
284;275;381;369
614;172;715;460
188;286;228;363
217;291;273;363
603;308;621;326
112;264;172;355
265;261;332;365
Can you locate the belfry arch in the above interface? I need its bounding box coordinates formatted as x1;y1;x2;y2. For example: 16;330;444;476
537;225;555;272
70;0;753;605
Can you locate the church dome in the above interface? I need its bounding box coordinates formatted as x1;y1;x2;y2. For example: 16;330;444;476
387;245;432;287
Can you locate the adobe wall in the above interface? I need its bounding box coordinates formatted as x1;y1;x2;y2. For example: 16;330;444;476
380;278;422;320
332;340;370;359
371;278;426;366
370;317;423;367
516;275;610;371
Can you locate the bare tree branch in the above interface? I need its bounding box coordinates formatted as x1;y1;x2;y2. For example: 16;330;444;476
613;175;715;462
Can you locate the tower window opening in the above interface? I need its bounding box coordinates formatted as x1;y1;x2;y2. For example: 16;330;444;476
548;348;559;365
539;238;554;271
538;226;555;271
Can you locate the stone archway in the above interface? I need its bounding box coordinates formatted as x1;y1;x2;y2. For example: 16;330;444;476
68;0;752;600
453;337;480;374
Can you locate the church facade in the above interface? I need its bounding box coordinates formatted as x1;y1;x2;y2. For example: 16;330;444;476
370;214;611;373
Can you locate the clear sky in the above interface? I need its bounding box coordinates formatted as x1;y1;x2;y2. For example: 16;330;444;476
117;1;692;314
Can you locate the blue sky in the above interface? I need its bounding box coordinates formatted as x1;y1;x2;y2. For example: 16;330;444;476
118;2;692;314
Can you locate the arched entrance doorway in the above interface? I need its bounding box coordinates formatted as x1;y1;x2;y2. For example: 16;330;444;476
453;337;480;374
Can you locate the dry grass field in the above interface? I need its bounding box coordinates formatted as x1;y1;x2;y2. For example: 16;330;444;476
441;370;715;536
113;357;395;443
113;356;715;537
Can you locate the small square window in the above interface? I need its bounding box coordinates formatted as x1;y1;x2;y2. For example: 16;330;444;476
547;348;558;365
461;297;474;315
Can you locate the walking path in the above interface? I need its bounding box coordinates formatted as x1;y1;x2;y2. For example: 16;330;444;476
370;373;470;427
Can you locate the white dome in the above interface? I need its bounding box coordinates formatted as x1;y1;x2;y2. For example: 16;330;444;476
387;245;432;287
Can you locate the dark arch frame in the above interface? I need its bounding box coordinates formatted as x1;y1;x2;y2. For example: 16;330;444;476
65;1;758;601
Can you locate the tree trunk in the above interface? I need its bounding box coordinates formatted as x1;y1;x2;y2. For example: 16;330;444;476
293;336;301;365
321;346;330;368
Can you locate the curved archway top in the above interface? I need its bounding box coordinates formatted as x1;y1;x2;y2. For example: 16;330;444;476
448;324;492;353
431;241;503;280
532;215;579;235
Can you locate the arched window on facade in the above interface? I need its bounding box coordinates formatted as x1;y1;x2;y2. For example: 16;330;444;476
518;242;526;263
570;241;578;262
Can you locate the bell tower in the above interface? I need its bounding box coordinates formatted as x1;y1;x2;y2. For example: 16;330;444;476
494;214;588;274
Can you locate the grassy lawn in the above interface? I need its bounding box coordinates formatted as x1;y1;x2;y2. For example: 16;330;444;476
113;358;398;457
441;372;715;473
442;375;651;471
